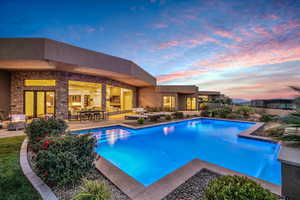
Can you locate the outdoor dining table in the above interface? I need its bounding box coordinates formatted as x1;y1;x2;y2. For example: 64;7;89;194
78;110;106;121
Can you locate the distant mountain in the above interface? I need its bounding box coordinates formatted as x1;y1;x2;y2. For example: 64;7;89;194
232;98;250;104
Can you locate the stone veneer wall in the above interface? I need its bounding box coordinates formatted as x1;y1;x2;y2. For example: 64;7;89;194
10;71;137;119
0;70;11;117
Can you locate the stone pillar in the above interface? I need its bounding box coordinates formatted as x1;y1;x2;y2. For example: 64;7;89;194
56;72;68;120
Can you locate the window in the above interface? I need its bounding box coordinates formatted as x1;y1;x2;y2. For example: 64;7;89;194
106;85;133;112
24;80;56;86
199;95;209;102
186;97;196;110
163;96;176;110
68;81;102;114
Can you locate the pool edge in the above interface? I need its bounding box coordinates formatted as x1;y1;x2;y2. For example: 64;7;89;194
96;157;281;200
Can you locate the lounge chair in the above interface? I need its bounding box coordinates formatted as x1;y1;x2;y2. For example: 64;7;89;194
7;114;26;131
125;114;148;120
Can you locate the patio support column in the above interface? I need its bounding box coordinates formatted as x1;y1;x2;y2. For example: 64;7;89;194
56;72;68;120
102;84;106;112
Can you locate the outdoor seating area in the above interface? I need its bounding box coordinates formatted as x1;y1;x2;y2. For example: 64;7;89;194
69;110;107;121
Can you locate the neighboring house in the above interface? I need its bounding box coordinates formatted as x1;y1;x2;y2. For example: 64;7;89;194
250;99;296;110
198;91;229;103
0;38;219;119
139;85;199;111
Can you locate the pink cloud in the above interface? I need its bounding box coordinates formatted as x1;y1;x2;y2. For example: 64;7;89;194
153;23;168;29
252;26;271;37
266;14;279;20
157;70;203;82
158;40;180;49
214;30;242;42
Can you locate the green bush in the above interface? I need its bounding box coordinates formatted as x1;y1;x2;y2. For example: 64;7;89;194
280;113;300;124
148;115;160;122
260;114;276;122
226;112;241;119
74;179;111;200
236;106;253;118
211;107;232;118
25;117;67;145
165;115;172;120
173;112;184;119
36;134;96;187
204;175;277;200
137;118;145;124
201;110;211;117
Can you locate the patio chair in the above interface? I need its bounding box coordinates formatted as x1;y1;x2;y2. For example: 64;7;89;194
7;114;26;131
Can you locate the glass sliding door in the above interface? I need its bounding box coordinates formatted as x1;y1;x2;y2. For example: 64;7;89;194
106;85;133;112
163;96;176;111
25;91;34;118
186;97;196;110
24;91;55;118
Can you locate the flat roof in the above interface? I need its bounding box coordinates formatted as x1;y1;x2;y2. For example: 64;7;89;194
198;91;221;95
156;85;199;94
0;38;156;87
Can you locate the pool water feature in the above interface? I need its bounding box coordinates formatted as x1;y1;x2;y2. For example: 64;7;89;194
72;119;281;186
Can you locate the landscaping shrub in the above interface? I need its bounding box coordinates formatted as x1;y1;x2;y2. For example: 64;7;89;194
201;110;211;117
199;103;208;110
280;113;300;125
173;112;184;119
25;117;67;145
226;112;241;119
137;118;145;124
35;134;96;187
74;179;111;200
149;115;160;122
260;114;276;122
204;175;277;200
165;115;172;120
211;107;232;118
266;126;285;137
236;106;253;118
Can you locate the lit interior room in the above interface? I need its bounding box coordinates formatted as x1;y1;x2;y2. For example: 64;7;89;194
106;85;133;112
68;81;102;115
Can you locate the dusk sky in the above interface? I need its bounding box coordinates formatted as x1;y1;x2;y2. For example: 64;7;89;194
1;0;299;100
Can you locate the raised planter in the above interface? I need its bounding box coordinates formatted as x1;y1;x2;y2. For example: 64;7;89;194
278;143;300;200
20;137;58;200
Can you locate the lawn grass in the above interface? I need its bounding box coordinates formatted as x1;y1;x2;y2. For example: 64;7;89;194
0;136;41;200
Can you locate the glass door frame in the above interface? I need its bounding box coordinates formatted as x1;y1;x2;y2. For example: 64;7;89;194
23;90;56;118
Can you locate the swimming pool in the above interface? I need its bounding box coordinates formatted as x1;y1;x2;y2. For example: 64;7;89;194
72;118;281;186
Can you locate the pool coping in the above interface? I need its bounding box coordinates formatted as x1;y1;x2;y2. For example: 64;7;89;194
88;117;282;199
96;158;281;200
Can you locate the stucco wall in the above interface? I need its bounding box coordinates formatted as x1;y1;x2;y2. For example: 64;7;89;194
10;71;137;119
0;70;11;117
138;87;195;110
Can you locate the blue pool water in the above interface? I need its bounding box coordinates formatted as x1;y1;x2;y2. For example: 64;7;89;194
72;119;281;186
